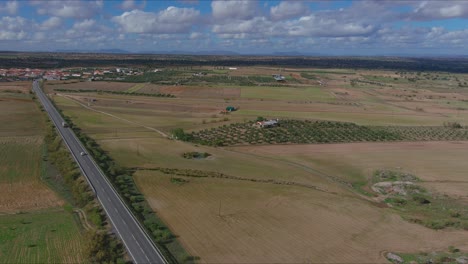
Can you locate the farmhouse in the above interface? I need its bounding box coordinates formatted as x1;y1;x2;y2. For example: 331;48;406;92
272;74;285;81
256;119;279;128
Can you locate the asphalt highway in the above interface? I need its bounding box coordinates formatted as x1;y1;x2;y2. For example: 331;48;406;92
33;80;166;264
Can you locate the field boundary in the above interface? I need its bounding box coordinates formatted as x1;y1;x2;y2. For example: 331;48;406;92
59;94;169;137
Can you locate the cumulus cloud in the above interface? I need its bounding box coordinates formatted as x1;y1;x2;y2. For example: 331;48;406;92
31;0;103;19
40;16;62;30
211;0;258;21
0;16;27;40
72;19;96;31
212;17;269;35
270;1;309;21
112;7;200;33
287;15;377;37
0;1;18;15
120;0;145;10
409;1;468;20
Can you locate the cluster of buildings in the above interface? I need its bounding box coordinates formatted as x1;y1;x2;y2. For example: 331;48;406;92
0;68;45;80
0;67;144;81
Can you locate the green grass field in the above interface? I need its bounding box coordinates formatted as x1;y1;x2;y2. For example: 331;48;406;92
240;85;333;101
0;209;86;263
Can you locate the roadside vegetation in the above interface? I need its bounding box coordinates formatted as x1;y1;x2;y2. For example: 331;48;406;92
43;110;125;263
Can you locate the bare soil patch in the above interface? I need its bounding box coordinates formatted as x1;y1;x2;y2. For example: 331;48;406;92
0;182;64;213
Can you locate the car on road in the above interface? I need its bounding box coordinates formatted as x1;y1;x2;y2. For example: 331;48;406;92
80;152;87;156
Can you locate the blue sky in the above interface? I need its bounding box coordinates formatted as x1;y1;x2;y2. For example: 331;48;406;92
0;0;467;55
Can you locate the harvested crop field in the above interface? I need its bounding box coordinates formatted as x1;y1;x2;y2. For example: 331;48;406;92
0;82;31;93
231;141;468;201
135;170;468;263
0;137;63;213
45;81;134;92
0;94;45;137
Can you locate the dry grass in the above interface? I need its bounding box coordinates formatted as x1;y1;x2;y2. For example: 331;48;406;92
44;80;134;92
232;141;468;201
0;94;45;137
135;170;468;263
0;137;63;213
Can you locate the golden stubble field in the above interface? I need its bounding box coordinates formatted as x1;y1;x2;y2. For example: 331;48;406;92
135;170;468;263
232;141;468;201
49;68;468;263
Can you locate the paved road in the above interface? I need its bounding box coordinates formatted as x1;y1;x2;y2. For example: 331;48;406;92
33;80;167;264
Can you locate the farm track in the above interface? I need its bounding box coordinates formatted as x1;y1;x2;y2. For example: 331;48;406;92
58;94;168;138
131;166;332;194
362;89;450;117
74;209;93;231
224;147;378;202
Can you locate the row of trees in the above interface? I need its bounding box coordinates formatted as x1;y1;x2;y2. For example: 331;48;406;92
54;88;175;98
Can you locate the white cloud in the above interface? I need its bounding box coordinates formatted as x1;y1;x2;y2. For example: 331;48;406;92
40;17;62;30
270;1;308;21
120;0;145;10
212;17;269;35
112;7;200;34
32;0;103;19
72;19;96;30
0;16;27;40
410;1;468;20
211;0;258;21
0;1;18;15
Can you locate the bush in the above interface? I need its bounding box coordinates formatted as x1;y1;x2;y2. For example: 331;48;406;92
171;128;193;141
412;194;431;205
443;121;463;129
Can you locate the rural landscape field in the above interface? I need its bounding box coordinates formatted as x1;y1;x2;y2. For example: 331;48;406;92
0;82;86;263
44;65;468;263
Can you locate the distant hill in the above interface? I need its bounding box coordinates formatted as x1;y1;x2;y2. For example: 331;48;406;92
55;49;130;54
138;50;240;56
